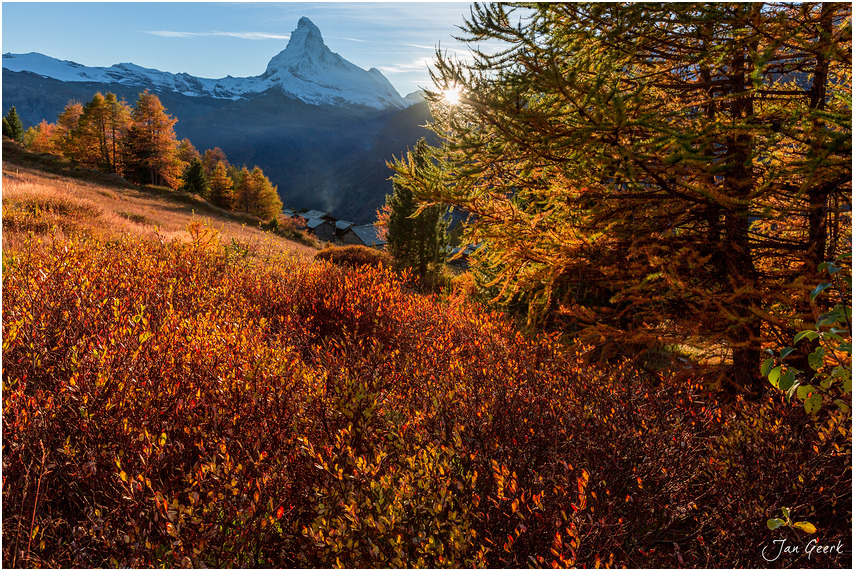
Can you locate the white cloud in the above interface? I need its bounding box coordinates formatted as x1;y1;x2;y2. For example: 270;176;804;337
146;31;290;41
405;43;438;51
376;56;434;75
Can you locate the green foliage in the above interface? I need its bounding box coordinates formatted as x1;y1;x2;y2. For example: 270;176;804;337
385;138;449;290
767;506;817;535
180;158;208;197
3;106;25;142
761;254;852;416
2;232;850;568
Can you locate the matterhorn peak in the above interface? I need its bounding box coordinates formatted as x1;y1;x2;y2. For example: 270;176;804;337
265;16;344;77
283;18;325;60
295;16;322;40
256;17;408;109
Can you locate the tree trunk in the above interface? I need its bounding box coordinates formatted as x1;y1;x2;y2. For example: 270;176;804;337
805;4;834;272
723;11;763;394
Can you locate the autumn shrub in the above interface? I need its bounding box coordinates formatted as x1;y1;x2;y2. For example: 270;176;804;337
3;233;850;568
2;193;102;236
314;244;393;269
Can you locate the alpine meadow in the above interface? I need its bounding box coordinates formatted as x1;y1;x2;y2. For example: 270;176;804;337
2;3;851;568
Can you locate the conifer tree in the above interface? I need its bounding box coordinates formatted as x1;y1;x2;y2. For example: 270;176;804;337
177;138;201;164
258;168;284;221
208;162;235;210
103;93;131;174
202;147;230;181
53;101;84;161
126;90;181;188
180;158;208;197
248;167;283;221
234;166;253;213
413;2;851;392
386;138;449;287
75;93;111;170
176;138;201;184
232;166;282;220
2;107;25;142
23;120;57;154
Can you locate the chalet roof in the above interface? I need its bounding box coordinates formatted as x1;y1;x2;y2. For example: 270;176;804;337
306;218;332;229
350;224;386;247
302;209;328;220
335;220;354;230
283;208;296;216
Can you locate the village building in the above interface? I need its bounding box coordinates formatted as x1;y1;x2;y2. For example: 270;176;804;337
306;217;336;242
301;209;333;221
341;224;386;248
284;207;385;249
335;220;354;238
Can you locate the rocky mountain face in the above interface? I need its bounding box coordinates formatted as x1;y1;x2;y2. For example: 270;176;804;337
2;18;435;223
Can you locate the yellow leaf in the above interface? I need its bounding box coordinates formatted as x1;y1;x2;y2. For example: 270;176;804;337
793;521;817;534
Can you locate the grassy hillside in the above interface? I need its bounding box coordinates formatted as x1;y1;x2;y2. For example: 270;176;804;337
2;140;318;259
2;142;850;568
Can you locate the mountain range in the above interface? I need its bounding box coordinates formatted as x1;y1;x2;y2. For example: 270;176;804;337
2;17;436;223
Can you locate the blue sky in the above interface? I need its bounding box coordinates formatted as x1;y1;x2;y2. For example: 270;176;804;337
1;2;479;96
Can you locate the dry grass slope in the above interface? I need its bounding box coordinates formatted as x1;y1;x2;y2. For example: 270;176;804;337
2;140;317;260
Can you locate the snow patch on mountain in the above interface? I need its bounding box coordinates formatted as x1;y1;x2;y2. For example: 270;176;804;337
405;90;427;103
2;17;411;110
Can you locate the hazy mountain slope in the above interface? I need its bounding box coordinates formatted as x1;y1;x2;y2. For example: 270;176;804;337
1;69;228;126
326;101;438;220
175;90;400;220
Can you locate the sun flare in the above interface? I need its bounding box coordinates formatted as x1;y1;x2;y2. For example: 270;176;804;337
442;85;462;105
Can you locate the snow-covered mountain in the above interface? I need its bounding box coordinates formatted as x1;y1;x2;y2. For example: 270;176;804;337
2;17;410;110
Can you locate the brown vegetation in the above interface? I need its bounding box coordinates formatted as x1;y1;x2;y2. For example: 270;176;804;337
315;244;393;269
2;140;316;260
2;227;850;568
2;136;851;569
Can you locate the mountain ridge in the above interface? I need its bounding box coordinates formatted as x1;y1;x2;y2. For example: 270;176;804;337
2;17;411;110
